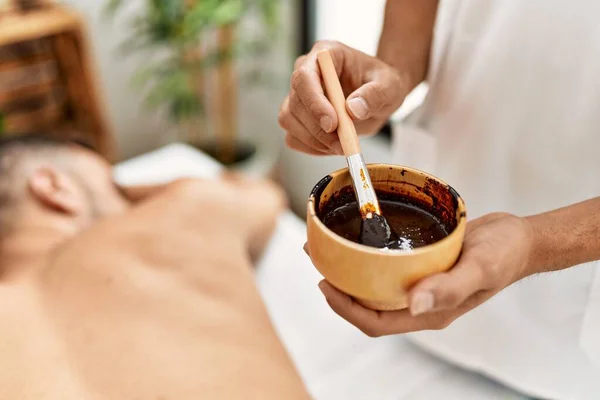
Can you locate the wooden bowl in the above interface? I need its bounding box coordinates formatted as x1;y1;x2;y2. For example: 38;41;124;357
306;164;467;311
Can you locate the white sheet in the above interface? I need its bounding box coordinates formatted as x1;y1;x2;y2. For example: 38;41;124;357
114;143;528;400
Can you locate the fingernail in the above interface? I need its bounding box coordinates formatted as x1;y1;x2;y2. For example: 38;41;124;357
410;291;434;316
347;97;368;119
320;116;333;132
331;140;343;155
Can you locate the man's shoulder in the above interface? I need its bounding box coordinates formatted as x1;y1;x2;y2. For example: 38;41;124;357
134;178;236;217
54;179;243;266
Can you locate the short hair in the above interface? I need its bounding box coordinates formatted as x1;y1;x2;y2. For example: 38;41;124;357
0;133;95;233
0;134;95;154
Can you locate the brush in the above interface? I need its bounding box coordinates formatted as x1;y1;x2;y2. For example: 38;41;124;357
317;49;398;248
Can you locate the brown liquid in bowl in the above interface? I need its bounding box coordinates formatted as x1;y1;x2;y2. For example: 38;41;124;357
321;192;450;251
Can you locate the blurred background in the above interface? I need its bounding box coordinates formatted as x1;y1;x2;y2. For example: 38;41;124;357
0;0;426;216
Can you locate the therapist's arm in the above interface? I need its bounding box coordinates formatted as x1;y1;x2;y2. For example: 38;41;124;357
311;198;600;337
526;197;600;274
377;0;439;91
278;0;439;156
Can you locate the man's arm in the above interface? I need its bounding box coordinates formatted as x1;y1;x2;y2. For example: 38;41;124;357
526;197;600;274
378;0;439;92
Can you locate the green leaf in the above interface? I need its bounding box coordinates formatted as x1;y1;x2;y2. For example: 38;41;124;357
104;0;283;124
181;0;223;38
183;48;229;71
212;0;245;25
140;68;205;122
169;92;203;122
257;0;279;33
103;0;124;18
132;64;166;90
149;0;184;24
144;70;186;104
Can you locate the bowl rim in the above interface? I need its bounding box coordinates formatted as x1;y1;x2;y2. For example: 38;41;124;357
307;163;467;257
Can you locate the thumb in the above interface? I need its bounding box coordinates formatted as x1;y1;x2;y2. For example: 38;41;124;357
346;74;405;121
408;259;486;316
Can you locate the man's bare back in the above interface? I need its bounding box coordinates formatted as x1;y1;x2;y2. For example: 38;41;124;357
0;137;309;399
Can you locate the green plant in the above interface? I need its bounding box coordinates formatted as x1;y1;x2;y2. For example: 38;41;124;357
104;0;280;124
0;112;5;136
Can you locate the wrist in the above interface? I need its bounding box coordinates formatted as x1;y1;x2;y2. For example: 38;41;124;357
391;63;421;96
377;55;423;94
522;215;544;277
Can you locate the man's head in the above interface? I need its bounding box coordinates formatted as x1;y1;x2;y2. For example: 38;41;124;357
0;134;129;237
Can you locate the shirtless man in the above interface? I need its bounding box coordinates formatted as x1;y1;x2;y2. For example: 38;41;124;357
0;135;310;399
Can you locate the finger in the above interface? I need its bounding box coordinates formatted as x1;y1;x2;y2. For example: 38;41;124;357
280;95;330;152
290;56;338;134
289;90;343;154
346;71;405;120
294;55;307;70
380;290;494;334
279;97;333;154
408;256;487;315
318;280;387;336
285;134;331;156
319;280;455;336
310;40;349;76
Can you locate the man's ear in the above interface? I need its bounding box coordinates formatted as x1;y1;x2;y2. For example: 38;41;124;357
28;166;84;215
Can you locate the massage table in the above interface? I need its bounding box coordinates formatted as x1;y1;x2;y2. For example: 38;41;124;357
114;143;529;400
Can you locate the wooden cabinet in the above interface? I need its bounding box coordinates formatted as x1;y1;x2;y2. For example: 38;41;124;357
0;1;115;160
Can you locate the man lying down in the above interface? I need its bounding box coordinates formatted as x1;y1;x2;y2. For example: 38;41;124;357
0;134;310;400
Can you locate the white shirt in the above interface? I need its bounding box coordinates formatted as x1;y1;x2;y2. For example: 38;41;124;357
392;1;600;399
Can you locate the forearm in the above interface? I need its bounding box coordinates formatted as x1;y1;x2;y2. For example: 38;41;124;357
377;0;439;91
525;197;600;275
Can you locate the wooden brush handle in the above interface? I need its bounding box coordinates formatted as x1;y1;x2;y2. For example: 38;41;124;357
317;50;361;156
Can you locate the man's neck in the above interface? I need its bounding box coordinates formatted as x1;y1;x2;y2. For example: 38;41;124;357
0;222;78;280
